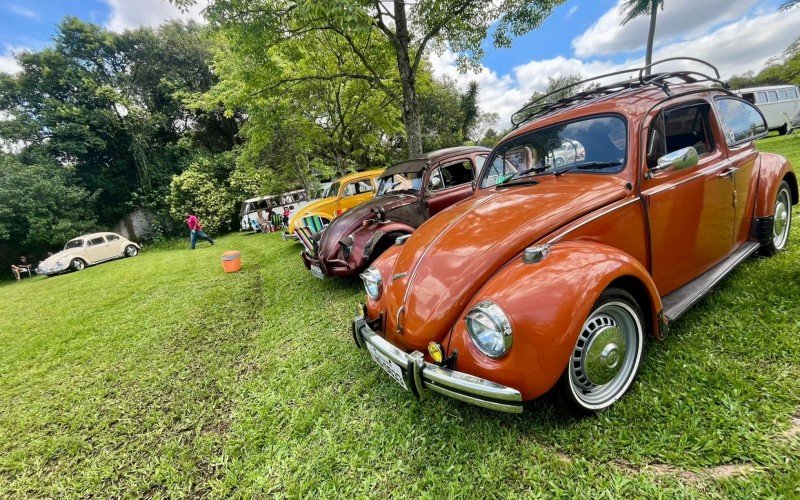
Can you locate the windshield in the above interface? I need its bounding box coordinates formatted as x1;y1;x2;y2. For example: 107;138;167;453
65;239;84;249
377;172;424;195
480;115;627;188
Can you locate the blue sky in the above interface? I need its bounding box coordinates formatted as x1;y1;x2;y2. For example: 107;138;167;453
1;0;797;125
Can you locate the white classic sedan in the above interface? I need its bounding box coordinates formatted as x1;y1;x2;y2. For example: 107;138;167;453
37;232;141;276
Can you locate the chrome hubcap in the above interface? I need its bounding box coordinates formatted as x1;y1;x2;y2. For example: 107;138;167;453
773;188;791;249
569;302;642;408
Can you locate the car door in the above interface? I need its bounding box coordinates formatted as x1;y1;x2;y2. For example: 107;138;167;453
713;97;769;244
641;101;735;295
105;234;124;257
85;236;111;263
424;157;477;216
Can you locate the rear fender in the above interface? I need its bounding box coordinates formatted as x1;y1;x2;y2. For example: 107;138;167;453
444;241;662;401
754;153;797;217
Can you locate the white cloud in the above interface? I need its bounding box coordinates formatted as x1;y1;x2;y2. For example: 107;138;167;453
103;0;206;32
430;7;800;128
572;0;758;58
0;46;26;74
7;4;39;20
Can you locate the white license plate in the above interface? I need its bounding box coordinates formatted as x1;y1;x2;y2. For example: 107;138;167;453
366;343;407;390
310;264;325;279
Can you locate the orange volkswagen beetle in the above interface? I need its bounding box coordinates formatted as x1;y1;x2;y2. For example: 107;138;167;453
352;59;797;414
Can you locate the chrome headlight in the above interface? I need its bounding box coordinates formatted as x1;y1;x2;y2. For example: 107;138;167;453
465;300;513;358
360;267;382;300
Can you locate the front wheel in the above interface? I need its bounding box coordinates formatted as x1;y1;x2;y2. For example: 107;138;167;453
760;180;792;256
70;258;86;272
125;245;139;257
556;287;645;415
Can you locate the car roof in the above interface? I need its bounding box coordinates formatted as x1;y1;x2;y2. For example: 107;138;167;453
506;83;725;141
243;195;276;203
337;169;384;184
735;85;799;92
70;232;121;240
410;146;491;163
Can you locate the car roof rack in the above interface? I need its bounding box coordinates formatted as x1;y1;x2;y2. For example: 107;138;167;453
511;57;730;128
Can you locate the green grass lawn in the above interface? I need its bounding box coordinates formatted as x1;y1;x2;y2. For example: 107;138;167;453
1;136;799;498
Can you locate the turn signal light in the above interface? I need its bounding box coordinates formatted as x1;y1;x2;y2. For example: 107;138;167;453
428;342;444;363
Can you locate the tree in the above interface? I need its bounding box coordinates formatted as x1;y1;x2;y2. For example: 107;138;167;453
526;74;596;106
620;0;664;76
177;0;565;157
460;81;479;142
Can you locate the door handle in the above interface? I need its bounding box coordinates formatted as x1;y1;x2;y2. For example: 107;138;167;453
718;167;739;178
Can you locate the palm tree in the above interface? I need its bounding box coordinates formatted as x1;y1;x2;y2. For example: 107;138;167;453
781;1;798;9
620;0;665;76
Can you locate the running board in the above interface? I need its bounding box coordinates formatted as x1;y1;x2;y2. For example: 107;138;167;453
662;242;761;322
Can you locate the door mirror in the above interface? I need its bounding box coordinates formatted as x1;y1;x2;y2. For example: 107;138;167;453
653;146;698;174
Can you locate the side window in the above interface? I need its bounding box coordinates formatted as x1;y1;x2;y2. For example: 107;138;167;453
756;91;767;104
475;155;487;176
767;90;778;102
106;234;120;242
715;98;768;146
778;89;789;101
431;160;474;190
646;103;715;168
88;237;105;246
789;88;799;100
343;180;373;197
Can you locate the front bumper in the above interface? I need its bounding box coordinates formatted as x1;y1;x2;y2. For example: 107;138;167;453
352;314;523;413
301;251;356;277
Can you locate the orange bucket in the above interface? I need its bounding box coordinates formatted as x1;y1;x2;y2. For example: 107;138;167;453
221;251;242;273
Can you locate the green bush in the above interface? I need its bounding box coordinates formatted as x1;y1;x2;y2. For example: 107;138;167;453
167;160;235;234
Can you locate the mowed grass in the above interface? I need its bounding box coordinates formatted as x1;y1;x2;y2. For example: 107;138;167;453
0;136;798;498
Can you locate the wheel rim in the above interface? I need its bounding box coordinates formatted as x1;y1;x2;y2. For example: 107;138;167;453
74;260;84;270
126;246;138;256
773;187;791;250
569;301;643;409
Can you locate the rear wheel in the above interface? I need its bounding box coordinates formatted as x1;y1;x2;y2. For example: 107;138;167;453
70;258;86;272
760;180;792;256
125;245;139;257
556;287;645;415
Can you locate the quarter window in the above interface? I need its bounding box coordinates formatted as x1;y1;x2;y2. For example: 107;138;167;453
715;98;768;146
106;234;120;242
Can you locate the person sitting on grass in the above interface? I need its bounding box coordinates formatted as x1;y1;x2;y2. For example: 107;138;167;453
185;212;215;250
11;256;32;281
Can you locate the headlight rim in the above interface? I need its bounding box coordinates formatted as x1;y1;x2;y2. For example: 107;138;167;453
465;300;513;359
360;267;382;300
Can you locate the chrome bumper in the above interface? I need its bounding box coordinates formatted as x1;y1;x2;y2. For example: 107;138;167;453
352;314;523;413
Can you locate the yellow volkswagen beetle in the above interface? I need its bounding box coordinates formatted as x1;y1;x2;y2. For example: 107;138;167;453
284;169;383;240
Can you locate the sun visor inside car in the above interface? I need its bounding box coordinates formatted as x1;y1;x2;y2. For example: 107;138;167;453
379;159;428;178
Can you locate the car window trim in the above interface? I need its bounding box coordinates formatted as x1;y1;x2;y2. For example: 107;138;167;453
477;112;629;190
712;95;770;148
429;158;474;192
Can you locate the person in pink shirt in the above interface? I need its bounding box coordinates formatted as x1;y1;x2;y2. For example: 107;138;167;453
185;213;215;250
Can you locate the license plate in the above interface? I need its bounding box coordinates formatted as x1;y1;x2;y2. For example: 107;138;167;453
310;264;325;279
366;343;407;390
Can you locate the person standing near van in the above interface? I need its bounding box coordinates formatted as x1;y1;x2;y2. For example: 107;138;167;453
185;213;215;250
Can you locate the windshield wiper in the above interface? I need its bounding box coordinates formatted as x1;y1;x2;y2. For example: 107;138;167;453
553;161;623;176
498;165;549;184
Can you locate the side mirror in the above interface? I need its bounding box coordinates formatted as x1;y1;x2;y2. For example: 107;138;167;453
652;146;698;175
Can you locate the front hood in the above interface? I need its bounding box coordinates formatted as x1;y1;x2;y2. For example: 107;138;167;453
319;193;418;258
290;196;337;225
40;249;81;269
385;175;629;350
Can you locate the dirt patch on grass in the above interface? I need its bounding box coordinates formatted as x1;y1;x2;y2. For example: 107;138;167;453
612;459;757;487
784;411;800;439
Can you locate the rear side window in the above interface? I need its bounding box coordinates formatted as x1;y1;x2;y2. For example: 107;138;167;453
715;98;768;146
106;234;120;242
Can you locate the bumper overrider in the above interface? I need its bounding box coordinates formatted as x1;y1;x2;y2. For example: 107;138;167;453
352;313;524;413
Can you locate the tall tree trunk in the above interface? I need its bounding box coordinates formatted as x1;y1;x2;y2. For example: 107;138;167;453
644;1;658;76
393;0;423;157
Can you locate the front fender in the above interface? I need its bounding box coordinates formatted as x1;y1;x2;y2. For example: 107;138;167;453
754;153;797;217
444;241;662;401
